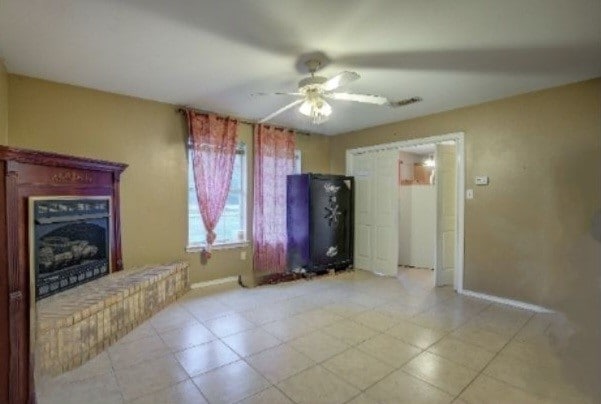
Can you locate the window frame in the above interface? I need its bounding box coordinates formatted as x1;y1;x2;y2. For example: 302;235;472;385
186;142;249;251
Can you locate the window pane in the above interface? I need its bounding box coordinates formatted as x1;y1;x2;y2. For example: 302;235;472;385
188;145;246;246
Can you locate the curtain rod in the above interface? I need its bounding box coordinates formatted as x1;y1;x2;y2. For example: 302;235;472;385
176;107;312;136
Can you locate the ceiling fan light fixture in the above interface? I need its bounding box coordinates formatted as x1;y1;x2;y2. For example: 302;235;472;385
299;97;332;124
299;99;313;116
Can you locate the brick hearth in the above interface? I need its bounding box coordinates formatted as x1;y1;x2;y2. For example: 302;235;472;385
35;262;189;376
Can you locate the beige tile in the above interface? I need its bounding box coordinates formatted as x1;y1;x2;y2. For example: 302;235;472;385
158;322;215;352
403;351;479;395
192;360;270;404
467;308;532;337
483;352;591;403
365;369;454;404
115;355;188;401
409;309;470;331
39;266;573;404
262;317;315;341
356;333;422;367
55;351;112;383
450;324;510;352
459;374;548;404
279;296;320;316
345;393;380;404
183;300;235;323
203;312;256;337
428;337;496;371
294;308;343;328
352;310;400;332
378;301;424;320
108;335;170;369
241;305;293;325
323;348;394;390
322;319;378;346
221;327;282;357
514;312;563;345
277;365;360;404
119;321;157;344
236;387;294;404
386;320;447;349
38;371;123;404
323;301;369;318
127;379;207;404
247;344;315;383
174;340;239;377
150;305;199;333
343;292;388;308
289;330;351;362
500;339;559;367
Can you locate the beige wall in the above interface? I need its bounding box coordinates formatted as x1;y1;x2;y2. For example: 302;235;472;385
331;78;601;307
0;61;8;145
7;75;331;284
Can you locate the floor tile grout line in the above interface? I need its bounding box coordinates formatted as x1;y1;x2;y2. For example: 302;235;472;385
477;314;561;402
450;311;537;401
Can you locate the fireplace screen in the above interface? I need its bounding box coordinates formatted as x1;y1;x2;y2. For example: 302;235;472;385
31;197;111;300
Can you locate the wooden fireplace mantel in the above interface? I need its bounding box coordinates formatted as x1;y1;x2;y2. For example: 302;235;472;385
0;146;128;403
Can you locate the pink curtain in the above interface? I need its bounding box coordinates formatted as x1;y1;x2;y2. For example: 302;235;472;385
253;124;295;273
186;111;238;247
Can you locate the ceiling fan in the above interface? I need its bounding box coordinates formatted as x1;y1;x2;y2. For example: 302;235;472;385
254;59;422;125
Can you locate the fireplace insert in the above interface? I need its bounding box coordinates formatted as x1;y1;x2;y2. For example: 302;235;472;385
30;197;111;300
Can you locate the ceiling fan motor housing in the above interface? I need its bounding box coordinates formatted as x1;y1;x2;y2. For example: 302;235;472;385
298;76;328;93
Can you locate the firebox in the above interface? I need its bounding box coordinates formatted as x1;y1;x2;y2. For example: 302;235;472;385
30;197;111;300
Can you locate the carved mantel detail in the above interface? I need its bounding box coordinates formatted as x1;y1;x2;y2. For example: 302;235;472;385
51;171;93;184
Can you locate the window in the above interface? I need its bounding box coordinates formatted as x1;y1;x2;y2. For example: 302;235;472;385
187;143;247;248
294;149;302;174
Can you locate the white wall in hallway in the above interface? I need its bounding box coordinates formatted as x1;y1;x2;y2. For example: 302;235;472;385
398;184;436;268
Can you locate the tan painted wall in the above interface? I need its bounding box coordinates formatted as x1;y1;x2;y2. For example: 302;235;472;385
331;78;601;307
7;75;331;284
0;61;8;145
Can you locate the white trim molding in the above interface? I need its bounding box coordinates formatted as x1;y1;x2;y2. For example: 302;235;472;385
191;276;239;289
461;289;554;313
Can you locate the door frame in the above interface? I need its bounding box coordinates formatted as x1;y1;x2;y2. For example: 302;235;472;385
346;132;465;292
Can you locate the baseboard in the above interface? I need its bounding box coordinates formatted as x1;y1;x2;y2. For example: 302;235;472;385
461;289;554;313
191;276;239;289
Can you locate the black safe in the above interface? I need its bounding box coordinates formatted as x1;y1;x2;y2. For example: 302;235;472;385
286;173;354;272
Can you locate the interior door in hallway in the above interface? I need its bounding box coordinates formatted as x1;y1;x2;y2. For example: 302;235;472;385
351;153;374;271
436;143;457;286
372;149;399;276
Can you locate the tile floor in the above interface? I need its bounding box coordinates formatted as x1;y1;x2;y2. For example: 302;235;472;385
36;268;590;404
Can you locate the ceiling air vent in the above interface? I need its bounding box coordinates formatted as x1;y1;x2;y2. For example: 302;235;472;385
390;97;423;107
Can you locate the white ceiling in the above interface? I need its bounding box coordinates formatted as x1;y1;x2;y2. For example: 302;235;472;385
1;0;600;135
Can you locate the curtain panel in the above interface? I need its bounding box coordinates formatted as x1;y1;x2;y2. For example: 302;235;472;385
185;110;238;248
253;124;295;274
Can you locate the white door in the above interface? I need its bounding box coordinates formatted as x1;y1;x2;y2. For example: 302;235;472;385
436;144;457;286
351;153;374;271
372;149;400;275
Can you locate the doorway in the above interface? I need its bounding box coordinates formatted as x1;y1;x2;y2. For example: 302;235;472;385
346;132;465;291
397;145;438;286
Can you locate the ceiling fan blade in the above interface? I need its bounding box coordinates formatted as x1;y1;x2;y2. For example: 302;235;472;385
258;99;304;123
251;92;302;97
324;92;390;105
322;71;360;91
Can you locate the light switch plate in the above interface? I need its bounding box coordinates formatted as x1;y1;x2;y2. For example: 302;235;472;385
466;189;474;199
475;176;489;185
